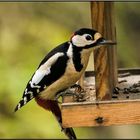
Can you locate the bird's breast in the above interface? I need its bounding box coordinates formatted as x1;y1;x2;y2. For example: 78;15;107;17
39;59;84;100
39;49;92;100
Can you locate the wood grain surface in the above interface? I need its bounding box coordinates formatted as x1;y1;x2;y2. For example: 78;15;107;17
62;99;140;128
91;2;118;100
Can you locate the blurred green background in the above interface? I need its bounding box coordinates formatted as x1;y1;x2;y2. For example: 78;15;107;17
0;2;140;139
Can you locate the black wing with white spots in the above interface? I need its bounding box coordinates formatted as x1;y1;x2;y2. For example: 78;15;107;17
14;42;70;112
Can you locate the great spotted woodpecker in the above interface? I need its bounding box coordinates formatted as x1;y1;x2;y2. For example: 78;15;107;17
14;28;115;139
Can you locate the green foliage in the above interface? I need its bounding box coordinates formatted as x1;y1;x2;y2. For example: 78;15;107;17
116;2;140;67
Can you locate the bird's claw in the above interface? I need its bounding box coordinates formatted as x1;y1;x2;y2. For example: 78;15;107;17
74;91;86;102
71;84;84;93
54;89;78;101
54;84;86;102
71;84;86;102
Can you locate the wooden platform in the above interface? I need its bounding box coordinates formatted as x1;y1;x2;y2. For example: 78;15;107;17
61;69;140;128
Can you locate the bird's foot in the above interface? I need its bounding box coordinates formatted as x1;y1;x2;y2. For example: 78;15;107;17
54;85;86;102
74;91;86;102
71;84;84;93
54;88;77;101
71;84;86;102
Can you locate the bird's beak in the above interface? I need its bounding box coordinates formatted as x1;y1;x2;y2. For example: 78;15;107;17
97;38;116;46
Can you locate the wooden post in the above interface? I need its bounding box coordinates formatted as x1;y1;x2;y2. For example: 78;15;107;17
91;2;118;100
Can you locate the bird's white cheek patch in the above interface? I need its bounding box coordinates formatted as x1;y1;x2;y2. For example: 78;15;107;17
72;35;96;47
72;35;86;47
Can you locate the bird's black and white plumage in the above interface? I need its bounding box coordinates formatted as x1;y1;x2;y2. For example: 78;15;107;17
14;28;115;139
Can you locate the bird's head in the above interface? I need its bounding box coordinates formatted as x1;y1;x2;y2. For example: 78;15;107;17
70;28;116;49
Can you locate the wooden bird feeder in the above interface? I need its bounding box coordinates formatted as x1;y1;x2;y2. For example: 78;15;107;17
61;2;140;128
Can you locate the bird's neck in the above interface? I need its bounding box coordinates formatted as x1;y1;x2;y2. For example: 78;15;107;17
80;48;93;70
70;43;93;72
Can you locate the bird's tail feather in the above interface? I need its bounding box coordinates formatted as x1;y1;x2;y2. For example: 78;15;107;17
14;93;34;112
35;98;77;140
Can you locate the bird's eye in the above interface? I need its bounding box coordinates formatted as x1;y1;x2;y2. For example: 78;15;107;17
85;35;92;41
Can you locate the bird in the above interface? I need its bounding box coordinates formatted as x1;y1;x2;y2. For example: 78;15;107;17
14;28;115;139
